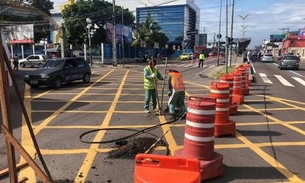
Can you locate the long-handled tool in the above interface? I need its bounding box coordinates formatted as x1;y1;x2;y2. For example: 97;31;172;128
159;57;168;115
154;76;162;115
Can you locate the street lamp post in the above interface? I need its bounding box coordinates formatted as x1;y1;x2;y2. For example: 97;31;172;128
238;14;250;38
60;19;66;58
112;0;117;67
86;18;93;66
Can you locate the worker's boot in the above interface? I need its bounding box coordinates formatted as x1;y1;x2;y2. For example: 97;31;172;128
169;113;176;120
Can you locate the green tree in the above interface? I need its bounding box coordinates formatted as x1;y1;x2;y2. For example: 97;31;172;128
62;0;135;46
132;16;168;49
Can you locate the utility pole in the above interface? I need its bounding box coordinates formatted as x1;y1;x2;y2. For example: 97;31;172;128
225;0;228;73
217;0;222;66
229;0;235;67
112;0;117;66
122;6;124;67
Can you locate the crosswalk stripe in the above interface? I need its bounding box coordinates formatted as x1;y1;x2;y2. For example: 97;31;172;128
292;77;305;86
274;75;294;87
259;73;273;84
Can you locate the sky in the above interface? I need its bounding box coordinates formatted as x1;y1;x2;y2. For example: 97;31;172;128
51;0;305;48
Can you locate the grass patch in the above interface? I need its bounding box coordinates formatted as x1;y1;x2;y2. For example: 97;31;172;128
212;66;237;79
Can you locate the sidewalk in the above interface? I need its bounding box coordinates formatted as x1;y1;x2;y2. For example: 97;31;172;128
199;55;246;80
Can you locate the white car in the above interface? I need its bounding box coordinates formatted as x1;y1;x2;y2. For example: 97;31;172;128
260;53;274;63
19;55;49;68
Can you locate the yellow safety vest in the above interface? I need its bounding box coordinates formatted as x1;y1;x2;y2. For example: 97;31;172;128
199;53;205;60
144;66;158;90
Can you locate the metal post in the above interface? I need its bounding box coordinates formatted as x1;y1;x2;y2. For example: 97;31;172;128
60;19;66;58
86;18;93;66
88;29;92;66
217;0;222;66
101;43;104;64
225;0;228;73
112;0;117;66
122;6;124;67
229;0;235;67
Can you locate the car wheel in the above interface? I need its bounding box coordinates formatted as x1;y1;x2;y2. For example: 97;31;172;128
83;73;90;83
295;67;299;70
53;77;62;89
20;63;25;68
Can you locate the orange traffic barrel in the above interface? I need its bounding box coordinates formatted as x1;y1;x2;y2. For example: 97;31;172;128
134;153;201;183
236;67;250;95
219;74;238;115
210;82;230;124
182;96;216;160
232;71;244;105
242;63;251;86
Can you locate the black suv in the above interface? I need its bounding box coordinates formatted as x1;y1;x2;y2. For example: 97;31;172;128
24;57;91;89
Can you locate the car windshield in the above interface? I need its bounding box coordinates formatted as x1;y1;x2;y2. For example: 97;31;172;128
264;53;272;56
43;59;64;68
284;56;298;60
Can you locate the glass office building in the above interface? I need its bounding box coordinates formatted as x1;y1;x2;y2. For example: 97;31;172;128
136;1;200;50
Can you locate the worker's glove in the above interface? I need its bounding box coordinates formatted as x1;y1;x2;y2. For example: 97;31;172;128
151;73;156;78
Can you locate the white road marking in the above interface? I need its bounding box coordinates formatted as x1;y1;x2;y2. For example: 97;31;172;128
289;70;304;77
274;75;294;87
251;62;256;73
292;77;305;86
259;73;272;84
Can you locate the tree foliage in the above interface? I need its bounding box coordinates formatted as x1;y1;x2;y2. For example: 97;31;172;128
0;0;54;42
132;16;168;49
62;0;135;46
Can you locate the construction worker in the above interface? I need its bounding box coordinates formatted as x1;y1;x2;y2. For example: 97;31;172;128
198;51;205;68
143;59;163;113
166;69;186;120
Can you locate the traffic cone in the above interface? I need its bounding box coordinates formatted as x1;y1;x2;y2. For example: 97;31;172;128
219;73;238;115
174;96;223;181
232;71;244;105
210;82;236;137
236;66;249;95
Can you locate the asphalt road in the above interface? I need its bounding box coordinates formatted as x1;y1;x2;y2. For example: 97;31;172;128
1;57;305;183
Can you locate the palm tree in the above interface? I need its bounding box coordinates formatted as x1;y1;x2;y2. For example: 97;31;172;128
132;16;165;48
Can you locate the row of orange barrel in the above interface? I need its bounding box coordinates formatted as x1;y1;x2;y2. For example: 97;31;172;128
134;63;252;183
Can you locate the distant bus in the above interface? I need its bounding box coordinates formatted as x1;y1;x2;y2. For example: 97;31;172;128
194;46;207;58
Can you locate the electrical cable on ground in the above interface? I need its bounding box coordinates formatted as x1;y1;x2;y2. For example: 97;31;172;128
79;112;187;156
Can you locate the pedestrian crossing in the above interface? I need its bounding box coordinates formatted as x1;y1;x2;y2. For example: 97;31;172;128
258;73;305;87
157;63;209;68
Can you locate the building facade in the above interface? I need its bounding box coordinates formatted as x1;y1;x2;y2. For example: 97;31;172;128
136;0;200;51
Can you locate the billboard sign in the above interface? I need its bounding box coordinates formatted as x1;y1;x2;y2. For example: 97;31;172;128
106;22;132;44
269;34;285;42
2;24;34;44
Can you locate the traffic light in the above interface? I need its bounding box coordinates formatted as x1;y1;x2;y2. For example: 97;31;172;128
226;37;234;45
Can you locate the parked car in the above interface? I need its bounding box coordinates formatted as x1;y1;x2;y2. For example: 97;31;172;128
19;54;49;68
278;55;299;70
261;53;274;63
24;57;91;89
180;53;192;60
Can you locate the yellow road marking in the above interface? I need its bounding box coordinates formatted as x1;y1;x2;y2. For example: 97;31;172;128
19;69;115;182
241;104;303;181
19;84;35;181
235;131;302;182
74;70;129;182
32;70;114;135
